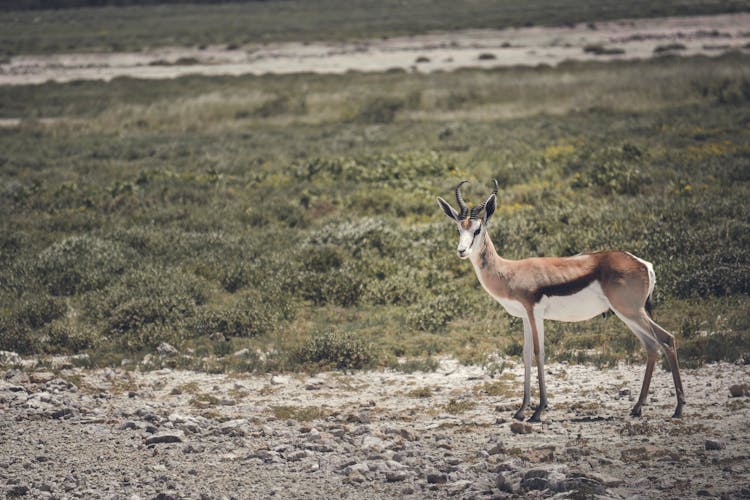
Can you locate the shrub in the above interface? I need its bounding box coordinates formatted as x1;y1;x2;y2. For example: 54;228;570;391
296;265;365;307
84;265;209;322
41;320;97;354
188;305;272;339
407;295;462;333
0;320;35;354
108;295;195;335
291;330;377;370
13;294;66;329
365;272;422;306
35;235;131;295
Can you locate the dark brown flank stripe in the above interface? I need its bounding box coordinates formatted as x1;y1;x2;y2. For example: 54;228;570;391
531;268;599;303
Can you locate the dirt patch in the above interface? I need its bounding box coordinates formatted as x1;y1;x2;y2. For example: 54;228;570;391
1;13;750;86
2;358;749;498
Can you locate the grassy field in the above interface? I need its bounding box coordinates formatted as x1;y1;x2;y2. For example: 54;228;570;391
1;47;749;371
2;0;750;56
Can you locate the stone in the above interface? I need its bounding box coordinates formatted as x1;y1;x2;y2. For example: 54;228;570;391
385;471;407;482
0;351;23;367
30;371;56;384
426;471;448;484
270;375;289;385
286;450;308;462
510;422;533;434
526;446;555;463
488;442;505;455
555;475;608;496
51;408;73;419
728;384;749;397
495;474;514;493
145;434;183;445
157;342;178;357
705;439;725;451
361;435;387;453
521;476;549;491
247;450;277;463
5;484;30;497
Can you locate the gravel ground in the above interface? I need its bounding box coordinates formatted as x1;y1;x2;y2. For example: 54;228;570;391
1;355;749;499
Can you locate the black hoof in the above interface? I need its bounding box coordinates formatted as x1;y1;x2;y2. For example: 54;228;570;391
630;406;642;418
513;410;525;421
527;414;542;423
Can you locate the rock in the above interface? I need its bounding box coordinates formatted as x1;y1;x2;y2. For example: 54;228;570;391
426;471;447;484
30;371;56;384
145;434;183;445
117;420;138;431
385;426;418;441
488;442;505;455
385;471;407;482
526;446;555;463
51;407;73;419
157;342;179;357
450;480;472;494
495;474;514;493
728;384;749;397
247;450;277;463
346;462;371;475
286;450;308;462
510;422;533;434
521;470;550;491
556;477;608;496
5;484;30;497
705;439;725;451
0;351;22;366
270;375;289;385
361;435;387;453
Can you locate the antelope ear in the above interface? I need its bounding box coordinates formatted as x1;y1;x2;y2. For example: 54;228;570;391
437;197;459;221
482;194;496;221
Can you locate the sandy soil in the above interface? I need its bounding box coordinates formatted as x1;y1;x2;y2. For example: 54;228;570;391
1;13;750;86
2;355;749;499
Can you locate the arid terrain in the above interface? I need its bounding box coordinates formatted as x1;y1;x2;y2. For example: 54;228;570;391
1;13;749;86
2;354;749;499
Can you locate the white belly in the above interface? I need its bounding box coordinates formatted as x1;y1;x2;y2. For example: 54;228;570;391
494;297;527;318
538;281;611;322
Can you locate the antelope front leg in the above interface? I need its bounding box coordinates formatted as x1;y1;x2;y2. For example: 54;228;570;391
528;312;548;423
513;317;533;421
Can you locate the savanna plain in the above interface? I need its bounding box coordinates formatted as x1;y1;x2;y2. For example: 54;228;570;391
1;1;750;498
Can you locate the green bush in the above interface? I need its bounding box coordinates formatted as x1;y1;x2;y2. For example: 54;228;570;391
35;235;131;295
13;294;67;329
407;295;463;333
365;272;422;306
84;265;209;321
108;295;195;335
0;315;35;354
292;330;377;370
41;320;97;354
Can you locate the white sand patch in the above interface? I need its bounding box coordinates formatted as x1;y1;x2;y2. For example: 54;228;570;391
1;13;749;86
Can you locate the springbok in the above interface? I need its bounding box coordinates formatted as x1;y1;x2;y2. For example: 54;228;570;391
437;180;685;422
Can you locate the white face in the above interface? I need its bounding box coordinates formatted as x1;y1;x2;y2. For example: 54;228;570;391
456;219;483;259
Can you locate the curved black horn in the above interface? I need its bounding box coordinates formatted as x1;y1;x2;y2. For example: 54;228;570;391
470;179;499;219
455;180;470;219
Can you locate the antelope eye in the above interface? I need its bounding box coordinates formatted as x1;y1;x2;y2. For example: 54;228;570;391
473;228;481;236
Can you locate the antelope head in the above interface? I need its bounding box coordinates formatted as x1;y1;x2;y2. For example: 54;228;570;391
437;180;498;259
